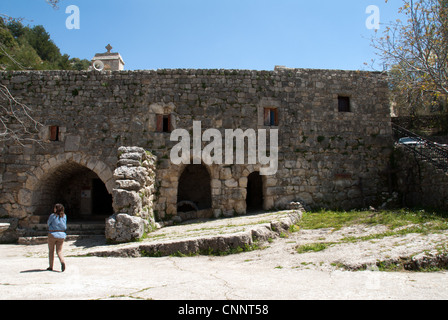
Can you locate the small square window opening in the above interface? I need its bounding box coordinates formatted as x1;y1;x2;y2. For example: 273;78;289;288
338;96;351;112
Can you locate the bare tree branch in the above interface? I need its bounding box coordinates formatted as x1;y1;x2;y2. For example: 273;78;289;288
0;0;61;144
0;83;41;145
45;0;60;9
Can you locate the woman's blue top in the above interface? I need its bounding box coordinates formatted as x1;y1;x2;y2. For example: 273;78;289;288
47;214;67;239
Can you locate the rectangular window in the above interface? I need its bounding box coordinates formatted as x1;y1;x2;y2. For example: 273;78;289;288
156;114;172;133
338;96;351;112
263;108;278;126
49;126;59;141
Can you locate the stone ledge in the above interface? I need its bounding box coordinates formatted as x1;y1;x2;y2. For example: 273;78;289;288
84;210;302;258
17;235;104;245
0;223;10;233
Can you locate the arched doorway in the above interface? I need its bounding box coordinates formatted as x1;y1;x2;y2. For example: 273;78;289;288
32;161;113;221
246;171;263;212
177;164;212;213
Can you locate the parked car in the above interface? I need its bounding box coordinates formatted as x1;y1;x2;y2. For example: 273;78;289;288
397;137;425;147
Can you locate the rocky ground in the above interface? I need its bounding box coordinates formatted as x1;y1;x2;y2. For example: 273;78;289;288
10;211;448;272
2;211;448;300
264;224;448;271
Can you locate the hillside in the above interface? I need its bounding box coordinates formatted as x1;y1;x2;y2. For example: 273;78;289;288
0;18;90;71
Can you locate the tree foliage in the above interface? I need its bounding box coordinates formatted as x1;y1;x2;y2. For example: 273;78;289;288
0;19;90;71
372;0;448;116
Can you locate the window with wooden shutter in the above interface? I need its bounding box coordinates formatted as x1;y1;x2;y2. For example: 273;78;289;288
156;114;172;133
263;108;278;126
49;126;59;141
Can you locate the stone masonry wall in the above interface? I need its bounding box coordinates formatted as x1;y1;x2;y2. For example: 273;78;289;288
394;147;448;210
0;68;393;241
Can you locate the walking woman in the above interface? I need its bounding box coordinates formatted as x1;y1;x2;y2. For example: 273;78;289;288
47;204;67;272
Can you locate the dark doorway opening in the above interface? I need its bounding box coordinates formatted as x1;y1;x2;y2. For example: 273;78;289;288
92;178;113;216
177;164;212;213
246;171;263;211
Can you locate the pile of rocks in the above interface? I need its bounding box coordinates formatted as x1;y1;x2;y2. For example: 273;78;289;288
106;147;157;243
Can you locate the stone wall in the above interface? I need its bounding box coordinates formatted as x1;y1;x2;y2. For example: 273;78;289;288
393;147;448;210
0;67;393;241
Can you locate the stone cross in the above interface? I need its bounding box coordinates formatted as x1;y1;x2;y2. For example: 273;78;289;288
106;44;112;53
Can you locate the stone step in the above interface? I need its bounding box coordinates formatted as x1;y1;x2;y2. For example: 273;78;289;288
33;215;109;224
18;235;104;246
22;223;105;237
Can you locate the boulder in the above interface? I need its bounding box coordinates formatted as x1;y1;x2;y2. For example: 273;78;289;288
106;213;147;243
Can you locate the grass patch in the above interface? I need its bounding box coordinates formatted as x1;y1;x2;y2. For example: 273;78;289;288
341;223;448;244
296;242;332;254
298;208;448;232
198;242;264;256
294;208;448;257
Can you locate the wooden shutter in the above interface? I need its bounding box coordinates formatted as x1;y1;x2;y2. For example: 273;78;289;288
264;108;278;126
264;108;270;126
50;126;59;141
156;114;163;132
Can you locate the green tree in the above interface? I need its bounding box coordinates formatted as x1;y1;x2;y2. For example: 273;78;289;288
1;20;91;71
9;37;42;70
7;20;25;39
373;0;448;116
70;57;91;71
24;25;61;63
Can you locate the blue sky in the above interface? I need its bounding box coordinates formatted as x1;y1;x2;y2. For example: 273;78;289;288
2;0;403;71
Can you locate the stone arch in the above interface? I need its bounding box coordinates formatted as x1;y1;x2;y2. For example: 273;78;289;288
156;160;216;220
19;153;114;220
177;163;212;213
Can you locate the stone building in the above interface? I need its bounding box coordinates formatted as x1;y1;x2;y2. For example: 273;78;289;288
91;44;125;71
0;64;393;243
